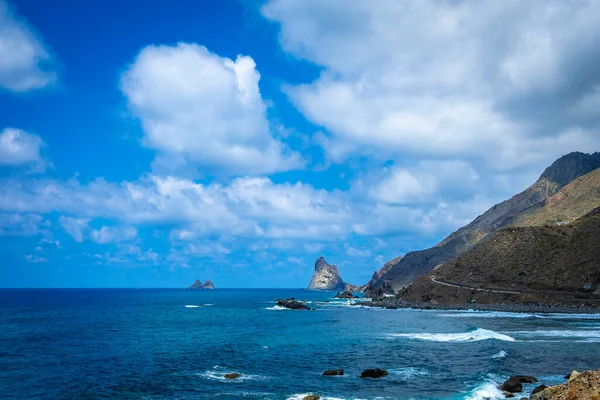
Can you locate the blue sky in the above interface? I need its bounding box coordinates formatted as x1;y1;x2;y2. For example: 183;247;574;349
1;0;600;288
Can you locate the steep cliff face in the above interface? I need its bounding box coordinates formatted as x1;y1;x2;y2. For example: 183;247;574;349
308;257;346;291
377;152;600;290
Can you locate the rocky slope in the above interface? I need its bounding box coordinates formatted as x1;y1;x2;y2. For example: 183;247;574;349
399;207;600;305
188;279;215;290
307;257;346;291
375;152;600;290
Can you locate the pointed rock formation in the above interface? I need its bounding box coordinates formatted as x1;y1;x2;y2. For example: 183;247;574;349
188;279;215;290
308;257;346;291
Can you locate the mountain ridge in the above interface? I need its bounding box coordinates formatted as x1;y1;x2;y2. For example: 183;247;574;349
374;152;600;290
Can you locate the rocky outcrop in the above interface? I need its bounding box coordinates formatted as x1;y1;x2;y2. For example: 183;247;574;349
322;369;344;376
343;283;365;292
308;257;346;291
188;279;215;290
224;373;241;379
277;298;311;310
334;291;356;299
202;280;215;290
360;368;388;378
376;152;600;290
529;369;600;399
364;280;395;300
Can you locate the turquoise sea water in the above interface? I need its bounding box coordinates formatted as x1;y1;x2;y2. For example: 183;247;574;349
1;289;599;399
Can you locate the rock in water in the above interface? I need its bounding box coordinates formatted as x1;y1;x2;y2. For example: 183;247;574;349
302;396;320;400
360;368;389;378
531;384;547;395
202;280;215;290
308;257;345;291
334;291;354;299
499;378;523;393
276;298;311;310
322;369;344;376
188;279;215;290
224;373;241;379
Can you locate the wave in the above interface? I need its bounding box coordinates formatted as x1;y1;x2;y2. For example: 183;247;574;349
184;305;200;308
491;350;507;359
198;367;268;382
265;305;290;311
390;328;515;342
287;394;345;400
388;367;429;379
463;381;505;400
511;329;600;341
437;310;541;319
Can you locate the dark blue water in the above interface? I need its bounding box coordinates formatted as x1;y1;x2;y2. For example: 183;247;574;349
1;289;599;399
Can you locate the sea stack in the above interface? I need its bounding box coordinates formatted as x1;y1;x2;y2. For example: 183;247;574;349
308;257;345;291
188;279;215;290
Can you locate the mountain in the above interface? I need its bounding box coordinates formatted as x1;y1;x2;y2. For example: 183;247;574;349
188;279;215;290
307;257;346;291
400;207;600;304
374;152;600;290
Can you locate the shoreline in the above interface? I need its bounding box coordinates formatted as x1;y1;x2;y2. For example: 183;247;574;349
359;298;600;314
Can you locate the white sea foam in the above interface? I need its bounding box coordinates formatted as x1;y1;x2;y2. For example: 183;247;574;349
184;305;200;308
491;350;507;359
287;394;345;400
388;367;429;379
265;305;290;311
463;381;505;400
390;328;515;342
437;310;540;319
198;367;267;382
511;329;600;341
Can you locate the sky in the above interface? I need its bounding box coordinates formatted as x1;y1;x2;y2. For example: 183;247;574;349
1;0;600;288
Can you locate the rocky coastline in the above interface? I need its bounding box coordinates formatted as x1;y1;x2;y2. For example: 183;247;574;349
359;297;600;314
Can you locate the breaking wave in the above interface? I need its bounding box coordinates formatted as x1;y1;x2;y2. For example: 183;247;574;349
390;328;515;342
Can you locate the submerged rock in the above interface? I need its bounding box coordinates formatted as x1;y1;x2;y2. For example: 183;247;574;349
224;373;241;379
512;375;538;384
360;368;389;379
322;369;344;376
302;396;320;400
276;298;311;310
308;257;346;291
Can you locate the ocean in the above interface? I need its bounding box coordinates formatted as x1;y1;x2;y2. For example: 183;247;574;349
1;289;599;400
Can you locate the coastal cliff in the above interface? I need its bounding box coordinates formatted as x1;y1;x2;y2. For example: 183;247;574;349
375;152;600;290
188;279;215;290
308;257;346;291
399;207;600;306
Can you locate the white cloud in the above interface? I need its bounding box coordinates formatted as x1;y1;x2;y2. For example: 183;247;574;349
0;128;46;169
25;254;47;263
58;215;136;244
0;1;56;92
0;213;49;236
263;0;600;170
58;216;89;243
121;43;303;175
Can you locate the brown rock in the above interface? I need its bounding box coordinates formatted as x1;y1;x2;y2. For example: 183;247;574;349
302;396;320;400
224;373;241;379
500;378;523;393
322;369;344;376
360;368;389;378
